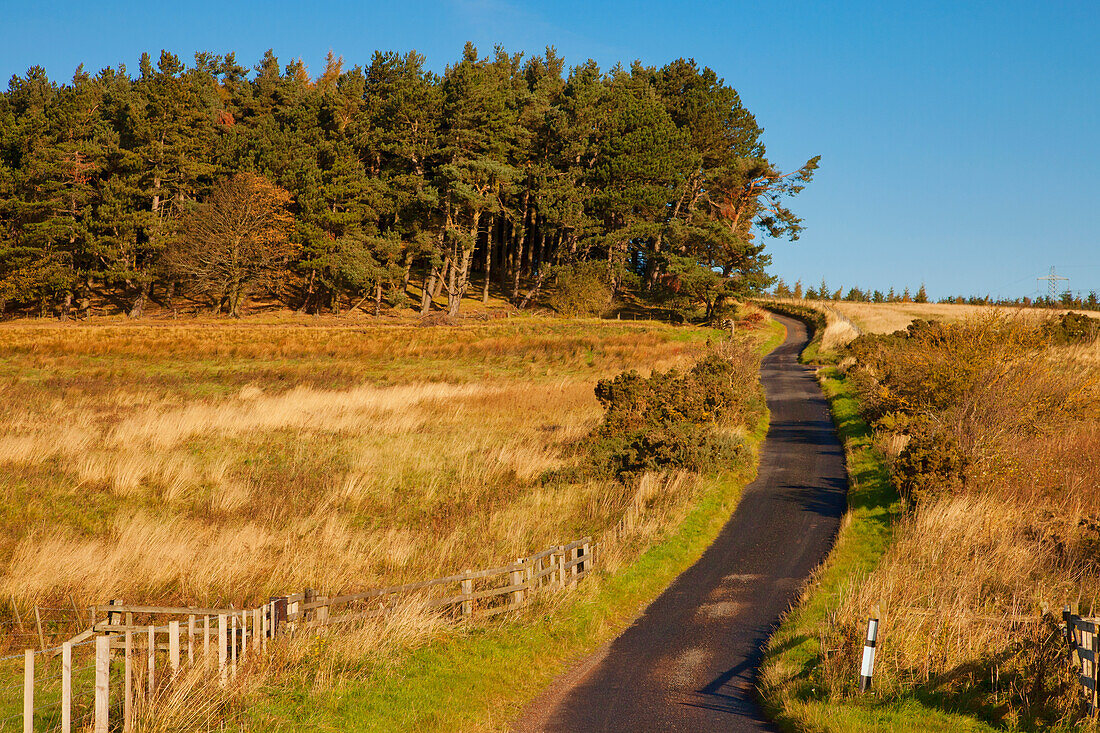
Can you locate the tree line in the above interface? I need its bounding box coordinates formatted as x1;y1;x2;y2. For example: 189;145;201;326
775;278;1100;311
0;44;819;319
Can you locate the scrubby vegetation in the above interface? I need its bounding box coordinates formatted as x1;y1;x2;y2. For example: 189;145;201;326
766;310;1100;730
589;347;764;477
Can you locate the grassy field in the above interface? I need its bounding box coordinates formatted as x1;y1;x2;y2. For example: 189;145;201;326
0;316;744;623
0;309;784;730
762;303;1100;731
827;300;1095;335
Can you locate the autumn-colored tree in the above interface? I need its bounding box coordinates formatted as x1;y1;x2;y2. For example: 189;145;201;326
168;173;294;316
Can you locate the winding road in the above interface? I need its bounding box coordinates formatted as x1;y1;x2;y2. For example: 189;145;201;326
518;314;848;732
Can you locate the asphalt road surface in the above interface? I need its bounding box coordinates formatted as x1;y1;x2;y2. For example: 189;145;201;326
518;314;848;732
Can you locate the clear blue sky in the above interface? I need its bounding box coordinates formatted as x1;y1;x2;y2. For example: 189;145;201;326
3;1;1097;300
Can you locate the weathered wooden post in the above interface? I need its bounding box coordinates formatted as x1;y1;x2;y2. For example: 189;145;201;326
302;588;315;623
1086;620;1095;708
271;596;288;637
95;635;109;733
218;614;228;685
557;546;566;587
239;611;247;660
511;559;525;608
169;620;180;676
582;539;591;574
253;608;262;651
461;571;473;616
62;640;72;733
204;614;211;660
147;625;155;692
230;614;238;676
33;605;46;651
188;614;196;665
23;648;33;733
123;631;132;732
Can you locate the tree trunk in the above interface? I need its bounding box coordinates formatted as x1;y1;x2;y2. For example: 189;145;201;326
374;281;383;316
511;215;527;303
433;260;447;299
519;268;547;309
449;239;476;317
78;277;92;319
481;220;492;304
228;281;243;318
128;281;150;319
420;266;439;314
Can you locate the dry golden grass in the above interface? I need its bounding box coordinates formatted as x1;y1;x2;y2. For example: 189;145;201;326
828;314;1100;719
0;315;757;633
828;300;1095;336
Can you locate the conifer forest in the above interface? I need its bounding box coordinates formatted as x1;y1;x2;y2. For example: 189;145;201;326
0;44;818;319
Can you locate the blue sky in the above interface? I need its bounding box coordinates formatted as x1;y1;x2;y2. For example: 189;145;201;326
2;1;1097;299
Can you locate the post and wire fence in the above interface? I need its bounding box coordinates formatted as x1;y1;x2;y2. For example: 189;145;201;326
0;536;593;731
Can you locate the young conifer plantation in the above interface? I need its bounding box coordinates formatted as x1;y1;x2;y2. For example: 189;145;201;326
0;45;817;320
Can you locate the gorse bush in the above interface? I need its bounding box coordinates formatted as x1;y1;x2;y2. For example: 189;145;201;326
844;314;1094;503
589;347;763;477
545;261;614;317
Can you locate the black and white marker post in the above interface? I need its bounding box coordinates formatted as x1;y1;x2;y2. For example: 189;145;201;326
859;617;879;692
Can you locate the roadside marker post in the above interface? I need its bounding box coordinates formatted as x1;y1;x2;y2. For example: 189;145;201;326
859;617;879;692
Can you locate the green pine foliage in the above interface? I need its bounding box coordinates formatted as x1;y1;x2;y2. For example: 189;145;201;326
0;46;819;319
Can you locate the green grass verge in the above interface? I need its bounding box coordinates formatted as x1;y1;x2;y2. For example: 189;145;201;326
243;319;786;732
757;367;1000;732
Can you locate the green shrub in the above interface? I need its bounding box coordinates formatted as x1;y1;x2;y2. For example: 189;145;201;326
544;261;612;317
588;350;761;477
891;421;966;504
1044;312;1100;344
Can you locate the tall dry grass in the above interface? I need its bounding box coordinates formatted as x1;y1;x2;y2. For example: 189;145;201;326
830;300;1096;336
827;313;1100;723
0;317;754;636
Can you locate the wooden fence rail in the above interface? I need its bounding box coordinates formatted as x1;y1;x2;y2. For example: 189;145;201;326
5;536;593;732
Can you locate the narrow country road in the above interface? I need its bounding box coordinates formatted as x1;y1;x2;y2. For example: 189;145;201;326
517;314;848;732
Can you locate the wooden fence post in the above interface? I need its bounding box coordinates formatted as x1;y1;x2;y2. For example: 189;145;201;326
62;640;72;733
123;631;132;732
218;614;228;685
33;605;46;651
302;588;314;623
239;611;247;660
23;649;32;733
107;599;123;627
169;620;180;676
512;560;524;608
271;597;287;637
147;625;155;692
95;635;109;733
204;614;211;660
230;614;238;676
557;547;566;587
317;597;329;626
582;540;591;573
253;608;262;652
461;572;473;616
187;614;195;665
1086;620;1095;713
